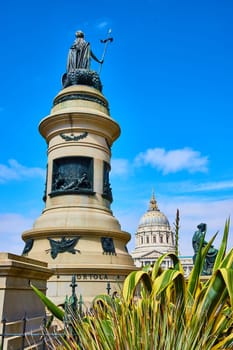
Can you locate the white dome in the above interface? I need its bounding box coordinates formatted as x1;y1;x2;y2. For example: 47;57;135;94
131;192;175;265
138;194;170;227
139;210;169;226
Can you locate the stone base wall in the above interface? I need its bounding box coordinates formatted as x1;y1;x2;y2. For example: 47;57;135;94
0;253;53;349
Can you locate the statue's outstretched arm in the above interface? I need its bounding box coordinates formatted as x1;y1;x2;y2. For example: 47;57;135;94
91;50;103;64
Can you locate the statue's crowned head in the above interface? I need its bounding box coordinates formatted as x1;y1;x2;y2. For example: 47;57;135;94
75;30;84;38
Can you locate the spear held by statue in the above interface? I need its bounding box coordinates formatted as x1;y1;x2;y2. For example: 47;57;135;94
99;29;113;74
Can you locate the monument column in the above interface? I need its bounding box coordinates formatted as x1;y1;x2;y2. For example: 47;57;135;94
22;31;135;304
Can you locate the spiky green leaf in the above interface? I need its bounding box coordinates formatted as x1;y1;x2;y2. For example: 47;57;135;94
123;270;152;303
30;283;64;321
213;218;230;271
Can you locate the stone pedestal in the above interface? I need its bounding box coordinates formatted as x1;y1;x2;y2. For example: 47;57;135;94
22;85;136;305
0;253;52;349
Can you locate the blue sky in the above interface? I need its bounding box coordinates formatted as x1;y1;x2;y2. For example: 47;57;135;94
0;0;233;256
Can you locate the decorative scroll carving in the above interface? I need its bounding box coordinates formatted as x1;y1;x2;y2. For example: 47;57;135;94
102;161;113;202
47;236;80;259
60;132;88;142
22;239;34;256
50;156;94;196
101;237;116;255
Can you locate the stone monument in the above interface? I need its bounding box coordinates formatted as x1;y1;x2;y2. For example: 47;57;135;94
21;31;135;305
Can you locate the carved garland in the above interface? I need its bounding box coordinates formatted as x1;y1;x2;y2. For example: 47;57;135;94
60;131;88;141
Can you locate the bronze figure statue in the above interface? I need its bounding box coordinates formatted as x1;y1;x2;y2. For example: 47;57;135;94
62;30;112;91
66;31;103;72
192;223;218;275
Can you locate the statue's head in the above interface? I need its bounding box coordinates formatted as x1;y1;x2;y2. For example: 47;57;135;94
197;223;207;232
75;30;84;38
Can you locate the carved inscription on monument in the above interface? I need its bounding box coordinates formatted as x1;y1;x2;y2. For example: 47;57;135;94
75;274;124;281
50;156;94;196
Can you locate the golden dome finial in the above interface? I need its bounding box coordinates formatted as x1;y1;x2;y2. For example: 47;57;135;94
149;189;159;211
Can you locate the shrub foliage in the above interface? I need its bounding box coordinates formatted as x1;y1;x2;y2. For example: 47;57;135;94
32;218;233;349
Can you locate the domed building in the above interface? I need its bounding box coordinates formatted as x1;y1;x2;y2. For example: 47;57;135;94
131;192;176;268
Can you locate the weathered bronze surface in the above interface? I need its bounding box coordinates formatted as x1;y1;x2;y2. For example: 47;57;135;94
102;161;113;202
60;131;88;142
48;237;80;259
66;31;102;71
101;237;116;255
62;69;102;91
62;31;103;90
22;239;34;255
192;223;218;275
50;157;93;196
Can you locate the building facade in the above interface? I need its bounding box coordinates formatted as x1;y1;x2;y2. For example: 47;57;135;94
131;193;193;276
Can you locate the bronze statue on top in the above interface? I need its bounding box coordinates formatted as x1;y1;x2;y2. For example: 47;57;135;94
62;30;112;91
66;31;103;72
192;223;218;275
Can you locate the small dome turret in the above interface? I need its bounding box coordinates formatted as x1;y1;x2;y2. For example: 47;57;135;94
131;191;175;268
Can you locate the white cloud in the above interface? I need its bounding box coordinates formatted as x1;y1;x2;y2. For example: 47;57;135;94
97;21;109;29
147;196;233;255
134;147;208;174
0;159;45;183
159;180;233;195
111;158;130;176
112;193;233;256
190;180;233;192
0;196;232;259
111;148;209;178
0;213;34;254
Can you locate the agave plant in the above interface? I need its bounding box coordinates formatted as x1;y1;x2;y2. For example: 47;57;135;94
32;218;233;349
